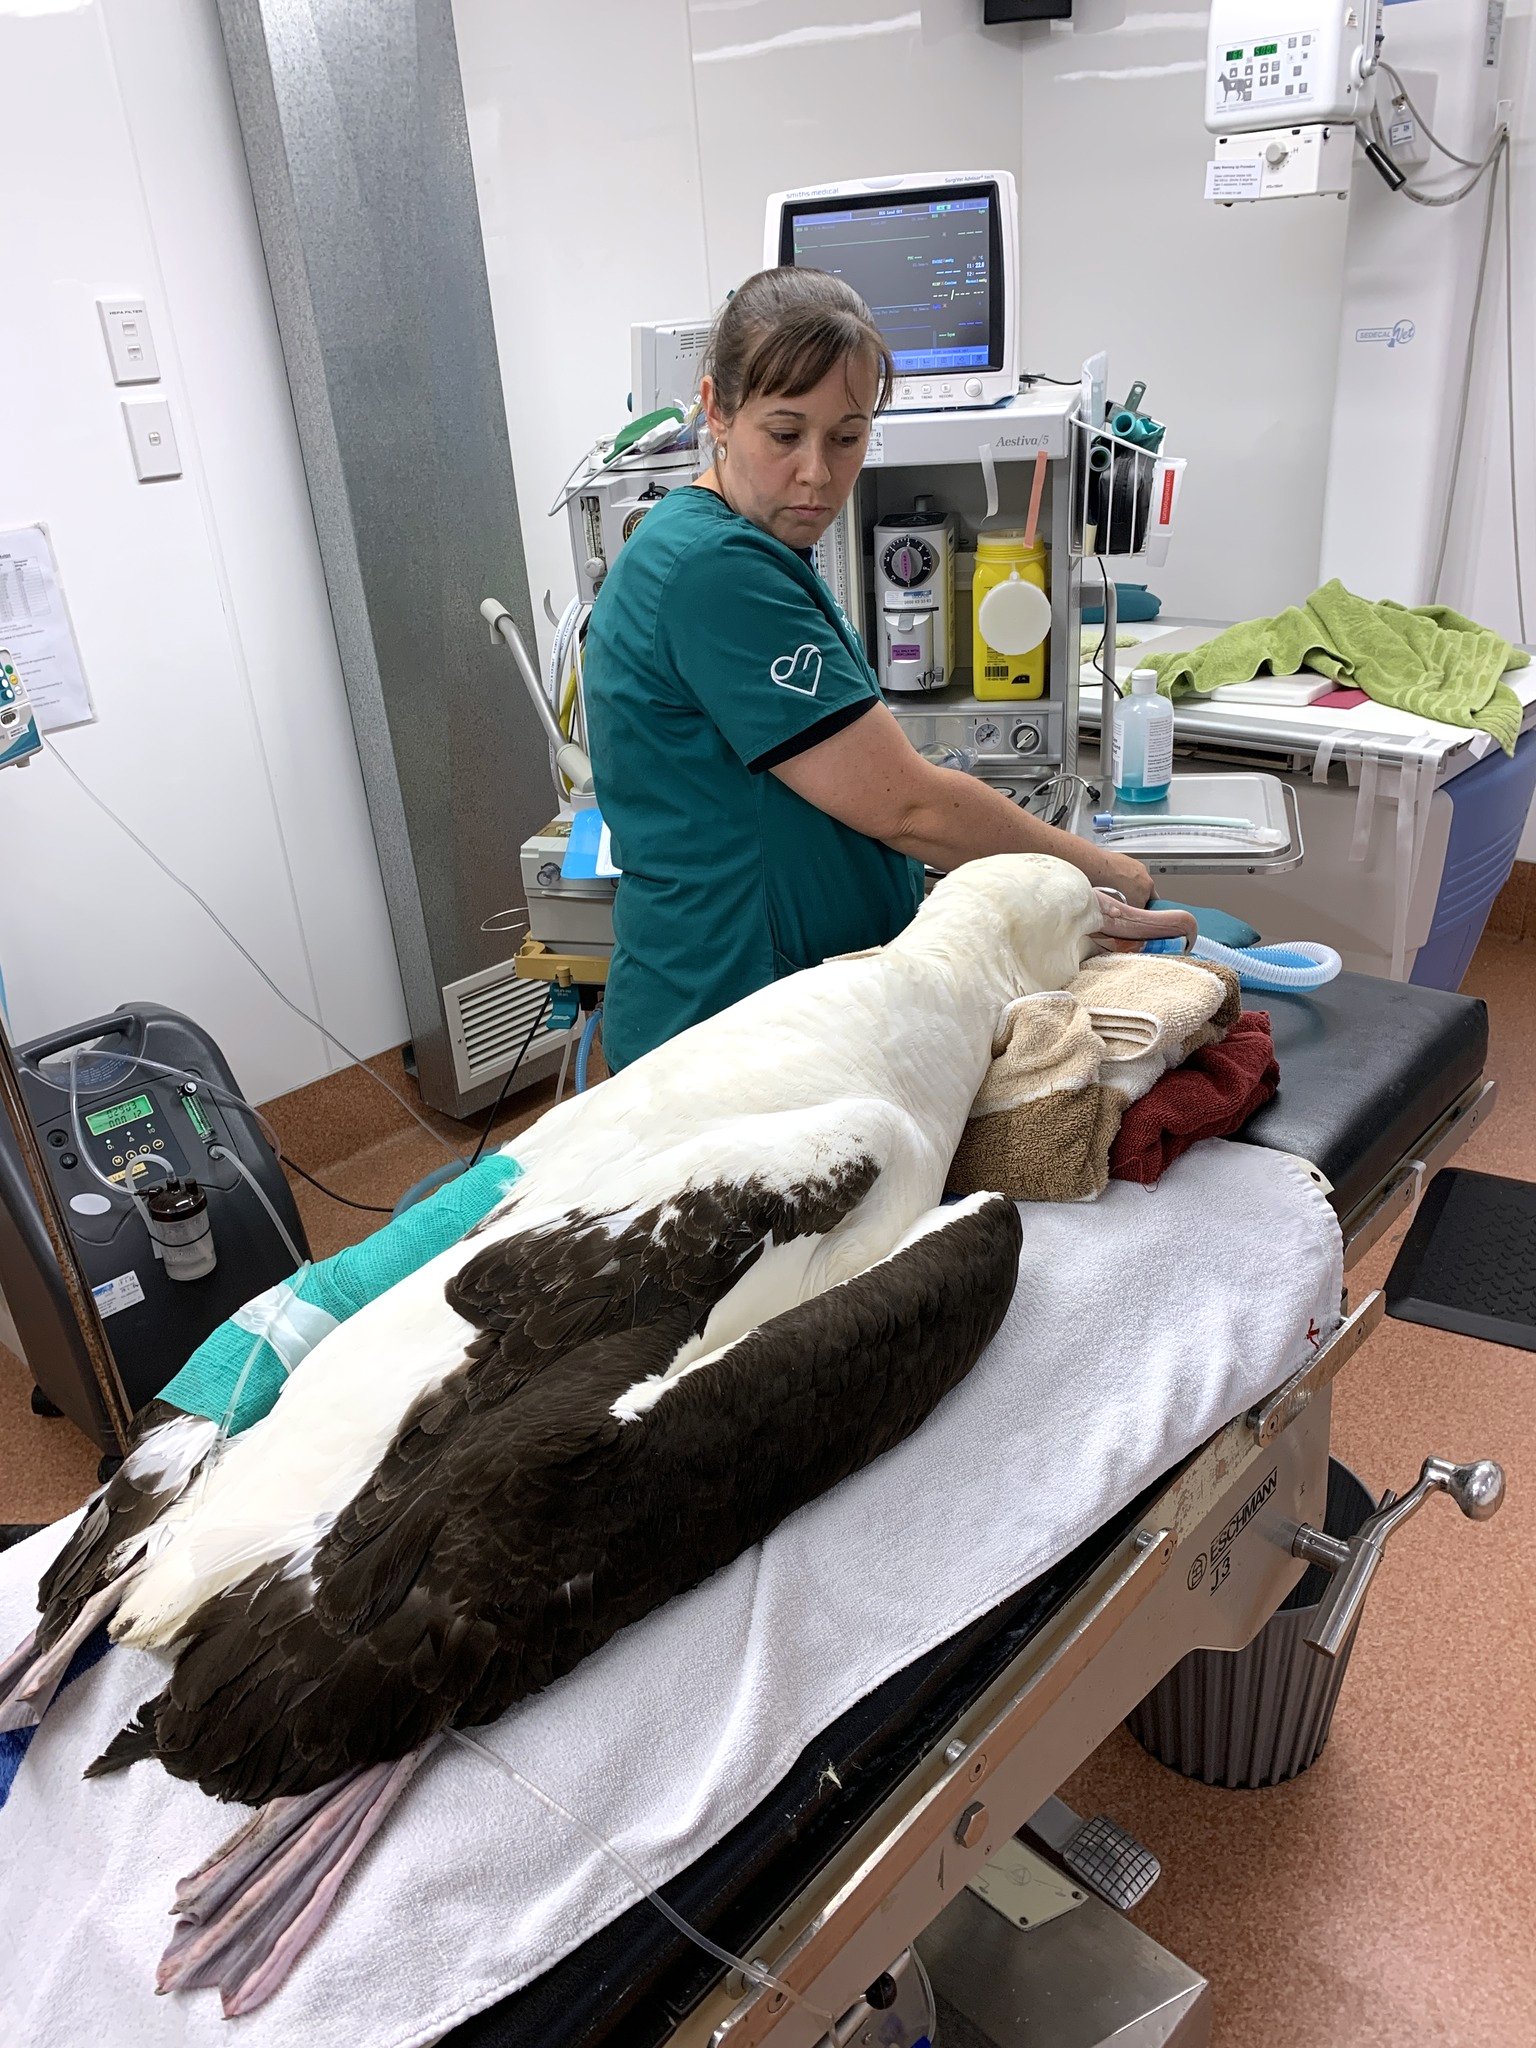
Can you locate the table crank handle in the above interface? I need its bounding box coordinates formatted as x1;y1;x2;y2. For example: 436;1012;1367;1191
1292;1457;1505;1661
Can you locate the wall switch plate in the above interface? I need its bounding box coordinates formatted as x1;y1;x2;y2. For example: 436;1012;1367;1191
122;398;182;481
98;297;160;384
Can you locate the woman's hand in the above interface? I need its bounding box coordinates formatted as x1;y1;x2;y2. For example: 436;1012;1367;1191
1088;849;1154;908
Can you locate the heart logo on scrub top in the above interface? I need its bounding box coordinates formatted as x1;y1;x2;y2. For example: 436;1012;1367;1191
770;643;823;696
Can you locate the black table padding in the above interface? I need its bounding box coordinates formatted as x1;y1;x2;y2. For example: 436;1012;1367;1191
1237;973;1487;1223
1385;1168;1536;1350
444;972;1489;2047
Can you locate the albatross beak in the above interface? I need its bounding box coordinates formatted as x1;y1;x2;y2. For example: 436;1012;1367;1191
1089;892;1200;955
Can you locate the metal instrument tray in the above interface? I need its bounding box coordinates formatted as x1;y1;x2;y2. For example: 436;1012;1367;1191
1069;770;1303;874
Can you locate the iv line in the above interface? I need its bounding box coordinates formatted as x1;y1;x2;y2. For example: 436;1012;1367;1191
450;1729;838;2031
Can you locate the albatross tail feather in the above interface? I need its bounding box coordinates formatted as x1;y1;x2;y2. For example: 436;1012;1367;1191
155;1738;441;2016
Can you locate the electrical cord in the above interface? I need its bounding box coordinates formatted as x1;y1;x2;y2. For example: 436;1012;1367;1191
1366;75;1507;208
41;734;462;1161
210;1145;306;1271
37;1042;400;1217
1089;554;1122;699
466;991;552;1169
1430;134;1509;602
37;1032;438;1220
280;1156;395;1215
1377;61;1487;171
1501;141;1529;643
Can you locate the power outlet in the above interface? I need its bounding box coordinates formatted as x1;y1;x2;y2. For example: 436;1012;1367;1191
1378;69;1436;171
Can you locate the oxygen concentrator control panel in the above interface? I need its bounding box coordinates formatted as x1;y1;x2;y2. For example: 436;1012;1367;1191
67;1090;196;1188
35;1082;229;1235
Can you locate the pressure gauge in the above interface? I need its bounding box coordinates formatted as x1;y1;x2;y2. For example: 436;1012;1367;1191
880;535;937;588
972;719;1002;750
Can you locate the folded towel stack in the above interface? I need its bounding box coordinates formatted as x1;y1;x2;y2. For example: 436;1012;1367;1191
1109;1009;1280;1187
948;953;1241;1204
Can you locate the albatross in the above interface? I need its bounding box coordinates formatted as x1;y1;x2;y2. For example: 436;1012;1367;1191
0;854;1191;2015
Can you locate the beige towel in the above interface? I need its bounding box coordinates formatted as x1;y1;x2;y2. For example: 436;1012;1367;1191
1069;954;1240;1104
947;955;1240;1203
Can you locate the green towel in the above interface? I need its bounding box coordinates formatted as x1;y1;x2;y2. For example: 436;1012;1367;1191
1142;580;1528;755
158;1152;522;1434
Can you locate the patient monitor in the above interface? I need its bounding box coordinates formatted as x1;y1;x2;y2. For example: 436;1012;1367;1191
764;170;1019;410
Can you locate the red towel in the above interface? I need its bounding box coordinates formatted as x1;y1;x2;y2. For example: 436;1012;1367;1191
1110;1010;1280;1187
1311;686;1369;709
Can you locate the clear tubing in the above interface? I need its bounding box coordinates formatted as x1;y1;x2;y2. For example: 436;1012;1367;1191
37;1049;283;1155
574;1008;602;1094
187;1267;310;1513
449;1729;837;2030
64;1051;177;1198
208;1147;305;1272
41;734;460;1163
1188;935;1341;991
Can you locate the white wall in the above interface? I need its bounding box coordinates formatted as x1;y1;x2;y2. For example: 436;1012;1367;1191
1019;2;1350;620
1449;1;1535;651
455;0;1352;648
1323;0;1511;605
1308;0;1536;860
0;0;405;1107
456;3;712;669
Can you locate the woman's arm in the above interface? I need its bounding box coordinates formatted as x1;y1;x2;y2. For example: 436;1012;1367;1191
773;703;1155;905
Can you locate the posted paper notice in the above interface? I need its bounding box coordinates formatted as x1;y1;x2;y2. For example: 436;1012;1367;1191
1204;158;1264;202
0;523;95;732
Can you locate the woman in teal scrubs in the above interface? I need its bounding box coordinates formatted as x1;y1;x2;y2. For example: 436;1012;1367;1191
583;268;1152;1071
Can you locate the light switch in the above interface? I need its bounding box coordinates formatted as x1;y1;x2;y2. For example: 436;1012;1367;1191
122;398;182;481
98;297;160;384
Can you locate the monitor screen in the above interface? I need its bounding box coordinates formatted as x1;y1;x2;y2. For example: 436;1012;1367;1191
779;184;1004;376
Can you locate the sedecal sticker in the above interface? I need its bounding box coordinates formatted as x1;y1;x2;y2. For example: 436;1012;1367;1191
1354;320;1416;349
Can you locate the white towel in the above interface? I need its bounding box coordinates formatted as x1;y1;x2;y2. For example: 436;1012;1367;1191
0;1140;1341;2048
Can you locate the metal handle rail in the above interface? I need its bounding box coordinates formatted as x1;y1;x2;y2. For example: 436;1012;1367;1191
480;597;595;794
1292;1455;1506;1659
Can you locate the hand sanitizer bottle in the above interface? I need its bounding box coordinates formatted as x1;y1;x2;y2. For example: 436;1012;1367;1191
1111;669;1173;804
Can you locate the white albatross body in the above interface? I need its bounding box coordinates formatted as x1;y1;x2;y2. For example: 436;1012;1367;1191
111;854;1110;1649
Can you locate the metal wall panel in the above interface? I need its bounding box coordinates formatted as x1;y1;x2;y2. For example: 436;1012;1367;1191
214;0;552;1116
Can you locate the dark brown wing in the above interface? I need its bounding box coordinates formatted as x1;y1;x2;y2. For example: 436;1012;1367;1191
90;1197;1021;1804
443;1153;881;1357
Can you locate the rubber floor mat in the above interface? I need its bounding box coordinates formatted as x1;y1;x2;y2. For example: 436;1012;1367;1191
1386;1169;1536;1351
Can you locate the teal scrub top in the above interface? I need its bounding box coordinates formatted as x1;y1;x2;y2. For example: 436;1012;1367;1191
583;485;924;1070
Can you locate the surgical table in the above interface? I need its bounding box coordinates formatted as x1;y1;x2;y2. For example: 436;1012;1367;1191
443;970;1496;2048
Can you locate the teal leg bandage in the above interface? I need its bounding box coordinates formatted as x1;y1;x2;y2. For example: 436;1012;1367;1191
158;1154;523;1435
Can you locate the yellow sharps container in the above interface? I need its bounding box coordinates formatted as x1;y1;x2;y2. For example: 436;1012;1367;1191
971;532;1048;701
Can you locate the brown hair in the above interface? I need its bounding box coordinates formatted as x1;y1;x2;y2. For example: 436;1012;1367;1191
702;267;895;422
